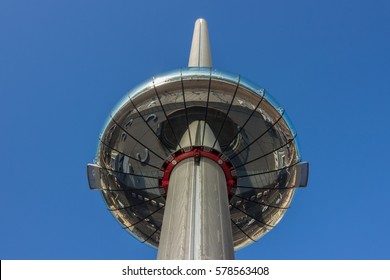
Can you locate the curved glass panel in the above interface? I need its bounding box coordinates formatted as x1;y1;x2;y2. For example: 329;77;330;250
91;67;304;249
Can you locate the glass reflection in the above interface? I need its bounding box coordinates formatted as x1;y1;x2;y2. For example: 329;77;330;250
90;68;304;250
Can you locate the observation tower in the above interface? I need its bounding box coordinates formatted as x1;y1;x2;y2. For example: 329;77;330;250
87;18;309;260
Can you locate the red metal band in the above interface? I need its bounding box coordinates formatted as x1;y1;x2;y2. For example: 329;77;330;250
160;146;237;197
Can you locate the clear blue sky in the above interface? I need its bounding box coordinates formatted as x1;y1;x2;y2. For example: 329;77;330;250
1;0;389;260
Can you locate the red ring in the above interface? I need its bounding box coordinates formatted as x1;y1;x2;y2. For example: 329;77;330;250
159;146;237;197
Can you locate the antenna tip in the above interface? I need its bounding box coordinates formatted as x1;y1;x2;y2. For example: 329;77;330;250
188;18;212;67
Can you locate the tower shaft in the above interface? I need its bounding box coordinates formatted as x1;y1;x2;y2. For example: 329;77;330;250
157;157;234;259
157;121;234;260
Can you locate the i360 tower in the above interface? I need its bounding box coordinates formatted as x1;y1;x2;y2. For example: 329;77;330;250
87;19;309;260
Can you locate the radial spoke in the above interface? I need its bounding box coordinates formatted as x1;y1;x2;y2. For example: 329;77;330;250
94;164;159;179
230;111;285;160
153;79;182;150
230;204;275;228
237;161;300;178
235;185;299;190
221;92;265;153
231;219;256;242
109;195;163;211
123;205;165;229
202;69;212;146
142;225;162;243
180;70;192;147
100;186;161;192
235;136;296;169
234;194;289;210
212;76;240;148
99;139;161;170
111;117;165;161
129;98;172;152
